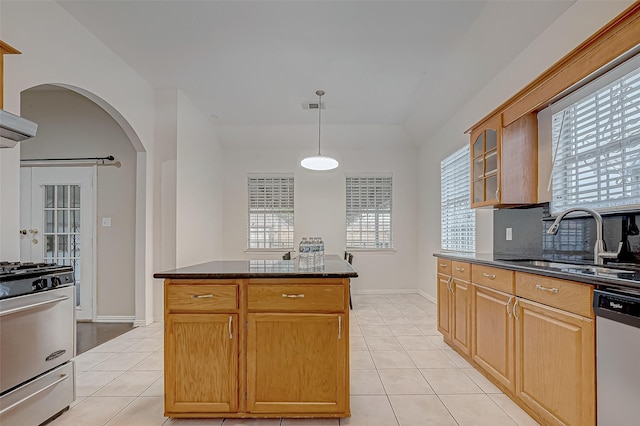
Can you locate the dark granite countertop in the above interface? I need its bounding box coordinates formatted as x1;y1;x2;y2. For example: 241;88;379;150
154;256;358;279
434;252;640;291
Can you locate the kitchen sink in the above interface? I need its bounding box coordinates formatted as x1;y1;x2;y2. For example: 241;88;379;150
504;259;635;276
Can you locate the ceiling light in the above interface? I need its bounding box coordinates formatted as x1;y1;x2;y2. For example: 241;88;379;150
301;90;338;171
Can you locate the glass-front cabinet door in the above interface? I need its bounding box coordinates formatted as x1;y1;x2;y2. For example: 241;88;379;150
471;115;501;207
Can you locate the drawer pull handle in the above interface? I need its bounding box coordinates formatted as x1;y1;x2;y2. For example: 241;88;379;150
191;294;214;299
338;316;342;339
535;284;559;294
482;273;496;279
506;296;513;318
447;277;453;293
0;373;69;415
228;316;233;339
282;293;305;298
455;267;465;272
439;263;447;268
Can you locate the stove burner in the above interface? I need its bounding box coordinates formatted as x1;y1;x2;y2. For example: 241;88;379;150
0;261;59;274
0;261;75;300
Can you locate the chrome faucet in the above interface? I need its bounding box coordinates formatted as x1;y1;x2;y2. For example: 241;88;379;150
547;207;623;265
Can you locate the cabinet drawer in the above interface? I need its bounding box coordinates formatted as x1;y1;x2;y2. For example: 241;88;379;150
452;261;471;281
248;285;345;312
166;284;238;312
472;265;514;293
515;273;593;318
436;258;451;276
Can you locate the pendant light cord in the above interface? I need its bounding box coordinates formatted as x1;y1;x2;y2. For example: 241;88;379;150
317;91;323;155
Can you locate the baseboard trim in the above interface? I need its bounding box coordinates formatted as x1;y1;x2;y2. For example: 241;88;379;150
352;289;419;295
419;290;437;304
94;315;136;323
133;319;156;327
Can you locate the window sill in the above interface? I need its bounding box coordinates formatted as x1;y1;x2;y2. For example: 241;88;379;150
345;248;396;254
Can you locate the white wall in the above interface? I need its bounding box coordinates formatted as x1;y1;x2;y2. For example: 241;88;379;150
416;0;634;299
222;125;419;293
176;91;224;267
21;88;137;318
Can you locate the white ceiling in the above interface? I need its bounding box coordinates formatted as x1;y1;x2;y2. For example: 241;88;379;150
56;0;575;145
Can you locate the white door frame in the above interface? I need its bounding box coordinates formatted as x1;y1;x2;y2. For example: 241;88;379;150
20;165;97;321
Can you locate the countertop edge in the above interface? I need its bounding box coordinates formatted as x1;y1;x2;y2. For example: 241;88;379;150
153;272;358;279
433;252;639;290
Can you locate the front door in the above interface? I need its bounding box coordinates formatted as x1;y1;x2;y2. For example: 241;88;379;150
20;166;95;320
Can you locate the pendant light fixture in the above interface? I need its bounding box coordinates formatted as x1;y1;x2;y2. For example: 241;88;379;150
301;90;339;171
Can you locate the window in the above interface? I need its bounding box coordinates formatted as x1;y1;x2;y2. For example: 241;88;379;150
248;175;294;249
346;175;392;249
550;56;640;214
441;146;475;252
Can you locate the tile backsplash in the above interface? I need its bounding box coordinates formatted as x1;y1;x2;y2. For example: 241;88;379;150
493;203;640;265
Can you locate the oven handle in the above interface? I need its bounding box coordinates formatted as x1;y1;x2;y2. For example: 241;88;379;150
0;296;69;317
0;374;69;415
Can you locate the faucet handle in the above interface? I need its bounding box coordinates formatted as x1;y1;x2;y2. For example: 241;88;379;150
599;241;624;259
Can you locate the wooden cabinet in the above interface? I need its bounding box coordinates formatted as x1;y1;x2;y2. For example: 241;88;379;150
247;313;346;414
436;259;452;341
470;113;537;208
514;298;595;426
163;277;350;419
165;313;238;414
451;261;471;356
472;283;515;393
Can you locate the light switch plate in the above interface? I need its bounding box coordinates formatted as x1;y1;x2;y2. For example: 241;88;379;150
506;227;513;241
102;217;112;227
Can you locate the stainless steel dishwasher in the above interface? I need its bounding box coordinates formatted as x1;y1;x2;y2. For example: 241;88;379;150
593;287;640;425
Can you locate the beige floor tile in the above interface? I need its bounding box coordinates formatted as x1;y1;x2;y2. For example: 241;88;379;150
370;350;415;369
360;326;394;337
462;368;502;394
405;315;431;325
163;418;224;425
340;395;399;426
488;394;540;426
76;370;124;396
94;370;163;397
396;335;436;351
352;303;375;311
358;315;386;325
349;325;362;337
74;351;118;372
122;326;163;339
349;316;359;325
426;336;451;349
105;396;166;425
281;419;339;425
142;376;165;397
88;338;141;353
350;335;368;351
350;369;385;395
70;396;86;408
377;369;434;395
442;348;473;368
374;307;404;317
416;323;440;336
350;350;376;369
128;338;164;352
363;336;403;351
355;310;383;320
50;396;135;426
440;394;517;426
221;419;282;425
382;316;413;326
420;369;483;394
131;351;164;370
406;350;457;369
388;324;424;336
92;351;154;371
389;394;457;426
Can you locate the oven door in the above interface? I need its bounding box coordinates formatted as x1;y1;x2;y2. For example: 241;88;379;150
0;286;75;395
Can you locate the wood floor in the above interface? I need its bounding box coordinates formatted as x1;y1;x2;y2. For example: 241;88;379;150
76;322;134;355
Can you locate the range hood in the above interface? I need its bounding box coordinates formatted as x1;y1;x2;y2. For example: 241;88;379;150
0;109;38;147
0;40;38;148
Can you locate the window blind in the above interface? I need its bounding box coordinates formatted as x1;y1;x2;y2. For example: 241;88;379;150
551;62;640;214
346;176;392;249
248;176;294;249
441;146;475;252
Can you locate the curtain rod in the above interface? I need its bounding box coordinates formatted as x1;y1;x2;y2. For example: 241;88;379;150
20;155;120;168
21;155;115;162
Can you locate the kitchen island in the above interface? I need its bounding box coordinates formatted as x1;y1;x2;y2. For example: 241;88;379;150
153;256;357;419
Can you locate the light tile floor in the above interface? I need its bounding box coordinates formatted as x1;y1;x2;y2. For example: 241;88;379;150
51;293;539;426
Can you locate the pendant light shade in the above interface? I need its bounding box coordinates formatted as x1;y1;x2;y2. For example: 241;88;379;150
301;90;338;171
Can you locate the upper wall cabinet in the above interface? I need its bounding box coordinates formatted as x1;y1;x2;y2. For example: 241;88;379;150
470;113;537;209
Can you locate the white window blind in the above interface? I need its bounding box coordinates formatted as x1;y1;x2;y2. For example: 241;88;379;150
441;146;475;252
248;176;294;249
550;59;640;214
346;176;392;249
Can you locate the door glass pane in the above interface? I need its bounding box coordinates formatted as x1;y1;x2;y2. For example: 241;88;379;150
71;185;80;208
486;175;498;201
485;151;498;175
45;235;55;259
57;185;68;208
45;185;55;208
474;180;484;204
57;210;68;233
71;210;80;232
45;210;55;233
473;133;484;157
58;235;69;258
71;234;80;257
486;129;497;151
473;157;484;179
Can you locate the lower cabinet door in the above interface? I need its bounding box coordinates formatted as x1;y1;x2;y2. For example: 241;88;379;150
247;313;347;414
515;299;595;426
472;284;515;392
437;274;452;340
165;313;238;414
451;279;471;356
